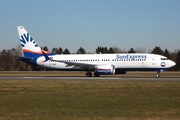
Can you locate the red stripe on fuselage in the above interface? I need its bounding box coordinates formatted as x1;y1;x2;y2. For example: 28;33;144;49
22;49;51;54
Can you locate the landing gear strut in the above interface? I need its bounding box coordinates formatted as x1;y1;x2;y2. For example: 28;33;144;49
86;71;100;77
156;71;160;78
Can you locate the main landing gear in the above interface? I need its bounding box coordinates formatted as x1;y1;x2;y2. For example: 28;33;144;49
94;72;100;77
86;71;100;77
86;72;92;77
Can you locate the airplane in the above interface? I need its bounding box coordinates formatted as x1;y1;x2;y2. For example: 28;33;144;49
17;26;176;77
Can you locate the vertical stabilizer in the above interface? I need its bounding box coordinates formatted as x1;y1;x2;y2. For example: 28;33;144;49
17;26;53;57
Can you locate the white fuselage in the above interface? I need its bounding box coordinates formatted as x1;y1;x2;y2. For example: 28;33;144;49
36;53;175;70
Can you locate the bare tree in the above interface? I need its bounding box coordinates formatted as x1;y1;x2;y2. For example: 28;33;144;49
135;47;147;53
112;46;123;53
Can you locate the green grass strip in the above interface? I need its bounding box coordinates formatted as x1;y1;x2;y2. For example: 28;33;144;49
0;80;180;120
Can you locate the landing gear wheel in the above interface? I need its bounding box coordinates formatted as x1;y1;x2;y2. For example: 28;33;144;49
94;72;100;77
86;72;92;77
156;73;160;78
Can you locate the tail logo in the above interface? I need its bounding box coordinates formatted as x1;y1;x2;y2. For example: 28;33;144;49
20;33;38;48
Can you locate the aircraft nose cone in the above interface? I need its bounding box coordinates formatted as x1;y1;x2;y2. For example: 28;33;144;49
170;60;176;67
173;61;176;66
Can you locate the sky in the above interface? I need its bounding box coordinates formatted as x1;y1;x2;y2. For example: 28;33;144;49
0;0;180;53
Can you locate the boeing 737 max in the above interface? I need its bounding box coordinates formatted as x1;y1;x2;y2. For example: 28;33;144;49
17;26;176;77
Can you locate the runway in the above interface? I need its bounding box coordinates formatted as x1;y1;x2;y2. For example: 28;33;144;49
0;76;179;81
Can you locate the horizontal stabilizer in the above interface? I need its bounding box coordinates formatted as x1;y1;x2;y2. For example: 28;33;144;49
18;56;33;62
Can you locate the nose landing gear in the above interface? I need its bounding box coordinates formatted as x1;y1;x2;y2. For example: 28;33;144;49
156;73;160;78
156;72;160;78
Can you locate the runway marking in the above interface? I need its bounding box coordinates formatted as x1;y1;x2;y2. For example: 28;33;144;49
23;77;44;79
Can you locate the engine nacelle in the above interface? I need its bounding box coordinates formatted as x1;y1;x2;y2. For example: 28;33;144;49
95;65;115;75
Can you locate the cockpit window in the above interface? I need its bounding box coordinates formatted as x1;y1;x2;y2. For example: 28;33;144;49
161;58;168;60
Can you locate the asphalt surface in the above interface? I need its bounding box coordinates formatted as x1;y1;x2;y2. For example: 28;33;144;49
0;76;179;81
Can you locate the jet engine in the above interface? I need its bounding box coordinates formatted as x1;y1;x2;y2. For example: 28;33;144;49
95;65;115;75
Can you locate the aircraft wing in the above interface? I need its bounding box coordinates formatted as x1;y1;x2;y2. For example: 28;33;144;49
41;50;97;69
51;59;97;69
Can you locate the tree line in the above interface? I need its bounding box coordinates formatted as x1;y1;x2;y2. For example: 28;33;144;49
0;45;180;71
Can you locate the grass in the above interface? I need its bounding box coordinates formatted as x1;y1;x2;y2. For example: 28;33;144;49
0;80;180;120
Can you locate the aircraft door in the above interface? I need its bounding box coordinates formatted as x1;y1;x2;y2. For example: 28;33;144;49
151;56;156;65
